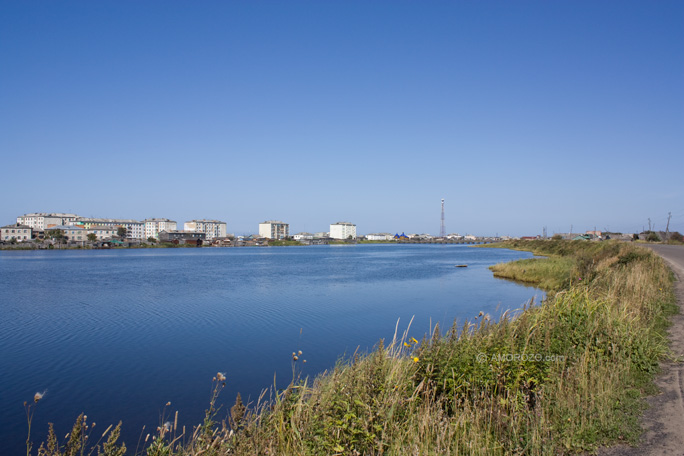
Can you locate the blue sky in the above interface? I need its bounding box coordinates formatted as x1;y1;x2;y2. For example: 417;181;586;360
1;1;682;236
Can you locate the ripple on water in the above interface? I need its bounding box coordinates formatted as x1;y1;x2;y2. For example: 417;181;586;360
0;245;540;455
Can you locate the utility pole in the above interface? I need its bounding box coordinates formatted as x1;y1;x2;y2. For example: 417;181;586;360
440;199;446;238
648;218;652;232
665;212;672;240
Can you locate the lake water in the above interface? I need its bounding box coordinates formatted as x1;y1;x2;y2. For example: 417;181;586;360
0;244;540;453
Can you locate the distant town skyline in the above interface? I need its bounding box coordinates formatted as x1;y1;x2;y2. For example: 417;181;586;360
6;209;672;239
1;1;682;237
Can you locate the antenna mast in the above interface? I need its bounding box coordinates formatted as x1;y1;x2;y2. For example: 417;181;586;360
440;199;446;238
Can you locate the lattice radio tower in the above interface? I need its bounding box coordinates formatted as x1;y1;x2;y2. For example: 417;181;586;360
440;198;446;238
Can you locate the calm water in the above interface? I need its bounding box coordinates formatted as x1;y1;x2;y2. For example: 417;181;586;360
0;244;540;453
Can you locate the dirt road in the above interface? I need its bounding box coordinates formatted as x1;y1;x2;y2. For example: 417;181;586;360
600;244;684;456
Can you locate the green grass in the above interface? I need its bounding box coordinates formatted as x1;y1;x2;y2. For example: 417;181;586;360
489;256;575;291
29;240;677;455
268;240;305;246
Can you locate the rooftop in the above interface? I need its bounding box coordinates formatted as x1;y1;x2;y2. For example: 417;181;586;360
2;224;32;229
19;213;79;218
75;217;142;223
48;225;85;231
186;219;226;224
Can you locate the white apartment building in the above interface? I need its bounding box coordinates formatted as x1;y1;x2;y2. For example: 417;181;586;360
73;218;145;239
259;221;289;239
330;222;357;240
184;219;227;240
2;224;33;242
16;213;80;230
144;218;178;239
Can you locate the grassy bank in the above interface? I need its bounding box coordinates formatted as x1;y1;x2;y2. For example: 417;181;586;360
490;256;574;291
265;239;304;246
30;240;676;455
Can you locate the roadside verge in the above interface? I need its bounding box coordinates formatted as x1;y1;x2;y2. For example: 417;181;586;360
600;244;684;456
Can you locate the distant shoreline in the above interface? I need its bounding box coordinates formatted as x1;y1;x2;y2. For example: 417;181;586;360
0;239;491;251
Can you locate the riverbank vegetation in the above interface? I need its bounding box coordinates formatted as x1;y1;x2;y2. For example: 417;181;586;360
28;240;676;455
267;239;304;246
490;255;574;291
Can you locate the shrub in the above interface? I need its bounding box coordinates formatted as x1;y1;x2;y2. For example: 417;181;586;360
646;232;661;242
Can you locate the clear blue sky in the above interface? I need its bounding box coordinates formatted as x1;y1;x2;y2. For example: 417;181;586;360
1;1;682;236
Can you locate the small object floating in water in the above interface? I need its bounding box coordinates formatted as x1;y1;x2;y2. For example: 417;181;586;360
454;264;468;268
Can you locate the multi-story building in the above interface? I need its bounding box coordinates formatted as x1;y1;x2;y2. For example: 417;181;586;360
330;222;357;240
259;221;289;239
144;218;178;240
1;224;33;242
73;218;145;239
88;225;117;240
183;219;227;240
159;230;207;242
48;225;88;242
16;213;80;230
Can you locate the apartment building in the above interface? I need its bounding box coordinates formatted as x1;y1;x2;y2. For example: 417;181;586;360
1;224;33;242
48;225;88;242
88;225;117;240
159;230;207;242
183;219;227;240
73;218;145;239
259;221;289;239
16;213;80;230
144;218;178;240
330;222;357;240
